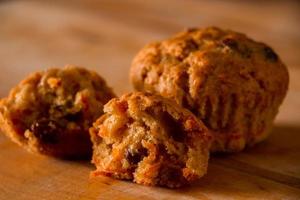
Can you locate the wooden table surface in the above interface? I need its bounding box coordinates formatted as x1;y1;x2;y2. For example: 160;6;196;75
0;0;300;199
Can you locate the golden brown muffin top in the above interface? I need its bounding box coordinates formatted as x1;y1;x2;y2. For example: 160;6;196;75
131;27;289;109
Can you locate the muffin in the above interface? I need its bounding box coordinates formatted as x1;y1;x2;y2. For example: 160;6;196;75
0;65;116;158
90;92;211;188
130;27;289;152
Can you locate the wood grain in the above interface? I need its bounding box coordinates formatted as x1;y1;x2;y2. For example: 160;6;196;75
1;134;300;200
0;0;300;199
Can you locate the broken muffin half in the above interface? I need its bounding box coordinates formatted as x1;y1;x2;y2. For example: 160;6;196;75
90;92;211;188
0;65;115;159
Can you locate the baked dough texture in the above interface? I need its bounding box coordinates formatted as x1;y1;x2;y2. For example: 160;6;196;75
0;65;115;158
130;27;289;152
90;92;211;188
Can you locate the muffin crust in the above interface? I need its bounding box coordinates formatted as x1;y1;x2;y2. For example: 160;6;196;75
131;27;289;152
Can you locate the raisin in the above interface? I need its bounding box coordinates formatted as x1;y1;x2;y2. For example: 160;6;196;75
30;118;61;144
242;47;252;58
65;111;82;121
162;112;185;142
186;39;198;51
222;38;238;49
65;100;73;108
222;38;252;58
125;148;148;165
263;46;278;62
180;39;198;60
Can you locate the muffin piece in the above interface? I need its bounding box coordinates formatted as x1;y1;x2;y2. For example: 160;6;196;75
0;65;115;158
90;92;211;188
130;27;289;152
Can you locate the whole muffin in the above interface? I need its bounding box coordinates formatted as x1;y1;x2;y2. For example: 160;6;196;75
130;27;289;152
0;65;116;158
90;92;211;188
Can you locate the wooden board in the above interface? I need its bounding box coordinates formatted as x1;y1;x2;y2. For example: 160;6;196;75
0;0;300;199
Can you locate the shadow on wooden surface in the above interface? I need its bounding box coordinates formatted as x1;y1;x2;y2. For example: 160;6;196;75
209;124;300;187
174;124;300;199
